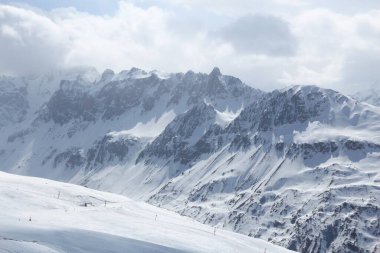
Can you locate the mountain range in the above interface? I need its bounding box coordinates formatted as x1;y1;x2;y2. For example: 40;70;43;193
0;67;379;253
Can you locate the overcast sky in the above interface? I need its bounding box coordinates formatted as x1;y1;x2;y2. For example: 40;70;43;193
0;0;379;92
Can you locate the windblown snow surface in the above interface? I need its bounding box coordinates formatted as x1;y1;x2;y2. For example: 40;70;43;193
0;171;293;253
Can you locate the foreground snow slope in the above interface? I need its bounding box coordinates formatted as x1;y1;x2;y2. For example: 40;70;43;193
0;171;292;253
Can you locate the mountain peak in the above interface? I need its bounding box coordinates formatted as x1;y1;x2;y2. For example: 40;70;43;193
209;67;222;77
100;69;115;82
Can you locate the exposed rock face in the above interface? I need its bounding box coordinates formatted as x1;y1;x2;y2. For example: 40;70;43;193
98;74;160;119
54;148;86;170
137;103;219;166
86;134;142;169
1;68;380;253
37;68;261;126
46;133;142;173
228;86;333;133
40;81;97;124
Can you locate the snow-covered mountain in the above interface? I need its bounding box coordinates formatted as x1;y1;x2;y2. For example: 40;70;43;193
351;87;380;107
0;68;379;253
0;171;292;253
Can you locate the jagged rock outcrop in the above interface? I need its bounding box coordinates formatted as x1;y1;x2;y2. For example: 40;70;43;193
86;134;142;169
40;80;97;124
37;67;261;127
137;102;219;166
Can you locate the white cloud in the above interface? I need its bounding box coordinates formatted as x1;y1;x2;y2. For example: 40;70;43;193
217;14;297;56
0;1;379;93
342;49;380;90
161;0;305;17
53;2;173;71
0;5;68;74
279;9;380;92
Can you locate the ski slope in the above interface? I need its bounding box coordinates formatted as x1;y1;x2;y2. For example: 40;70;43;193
0;172;293;253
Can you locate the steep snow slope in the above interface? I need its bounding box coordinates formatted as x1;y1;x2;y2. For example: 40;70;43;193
144;85;380;253
149;86;380;252
36;84;379;253
0;171;293;253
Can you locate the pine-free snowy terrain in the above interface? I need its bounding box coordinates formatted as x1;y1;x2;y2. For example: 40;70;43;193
1;67;380;253
352;87;380;107
0;171;292;253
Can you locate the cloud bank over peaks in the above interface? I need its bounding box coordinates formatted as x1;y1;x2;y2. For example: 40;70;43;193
0;1;379;93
